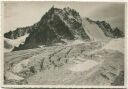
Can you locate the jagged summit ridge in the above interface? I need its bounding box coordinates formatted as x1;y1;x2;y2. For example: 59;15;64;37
38;6;88;39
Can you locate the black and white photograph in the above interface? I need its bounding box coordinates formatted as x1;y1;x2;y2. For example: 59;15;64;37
3;1;125;86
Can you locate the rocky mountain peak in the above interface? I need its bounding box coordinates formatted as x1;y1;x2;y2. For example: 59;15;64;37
13;6;89;51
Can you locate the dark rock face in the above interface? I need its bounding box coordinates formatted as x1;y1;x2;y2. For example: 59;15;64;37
32;7;89;42
96;21;124;38
13;7;89;51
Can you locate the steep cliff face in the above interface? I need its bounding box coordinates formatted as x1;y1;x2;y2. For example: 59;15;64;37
26;7;89;44
13;7;89;51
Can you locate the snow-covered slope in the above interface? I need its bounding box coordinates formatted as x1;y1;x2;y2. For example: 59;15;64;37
82;18;109;41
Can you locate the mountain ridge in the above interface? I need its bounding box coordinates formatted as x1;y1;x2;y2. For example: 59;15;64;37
4;6;124;51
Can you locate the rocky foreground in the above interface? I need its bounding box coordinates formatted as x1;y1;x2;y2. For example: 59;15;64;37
4;38;124;85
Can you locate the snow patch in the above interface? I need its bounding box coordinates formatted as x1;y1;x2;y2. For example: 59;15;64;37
68;60;98;72
103;38;124;53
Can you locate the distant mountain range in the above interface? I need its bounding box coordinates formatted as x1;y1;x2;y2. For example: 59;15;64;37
4;6;124;51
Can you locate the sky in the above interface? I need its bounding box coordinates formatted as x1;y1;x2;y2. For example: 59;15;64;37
3;1;125;33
